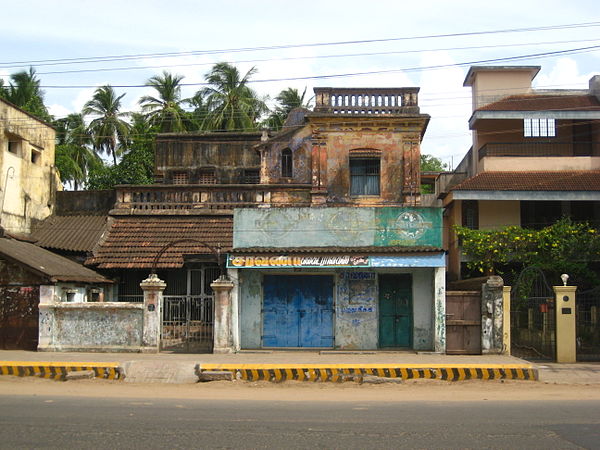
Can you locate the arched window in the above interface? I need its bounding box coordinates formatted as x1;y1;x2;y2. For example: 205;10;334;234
281;148;293;178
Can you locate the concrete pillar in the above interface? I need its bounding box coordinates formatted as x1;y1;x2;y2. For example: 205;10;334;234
229;268;240;352
310;140;327;205
481;276;504;354
140;273;166;352
553;285;577;363
433;267;446;353
37;285;57;351
502;286;512;355
211;276;235;353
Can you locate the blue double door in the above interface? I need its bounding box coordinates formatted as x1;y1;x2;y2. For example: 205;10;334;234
262;275;334;348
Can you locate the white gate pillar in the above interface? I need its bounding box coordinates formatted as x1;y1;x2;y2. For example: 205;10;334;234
140;273;166;353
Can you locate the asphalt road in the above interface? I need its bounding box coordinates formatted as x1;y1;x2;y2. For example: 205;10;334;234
0;394;599;449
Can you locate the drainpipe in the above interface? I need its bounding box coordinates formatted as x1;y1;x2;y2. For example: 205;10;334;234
0;166;15;230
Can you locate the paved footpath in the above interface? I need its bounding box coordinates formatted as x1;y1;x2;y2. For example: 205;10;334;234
0;350;597;384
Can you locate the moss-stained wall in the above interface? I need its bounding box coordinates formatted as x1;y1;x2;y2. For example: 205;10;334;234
155;133;262;184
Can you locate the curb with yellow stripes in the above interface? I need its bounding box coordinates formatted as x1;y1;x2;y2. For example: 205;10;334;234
0;361;121;380
197;363;538;383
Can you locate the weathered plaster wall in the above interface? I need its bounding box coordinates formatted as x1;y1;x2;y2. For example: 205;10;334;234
154;134;262;184
262;127;312;184
335;271;378;349
481;276;504;354
0;100;57;234
38;303;144;352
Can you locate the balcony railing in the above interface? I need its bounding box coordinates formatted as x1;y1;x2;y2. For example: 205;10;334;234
112;184;312;213
478;142;599;159
313;88;420;115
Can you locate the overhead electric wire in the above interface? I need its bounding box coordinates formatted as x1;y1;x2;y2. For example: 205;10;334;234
34;38;600;77
30;44;600;89
2;20;600;69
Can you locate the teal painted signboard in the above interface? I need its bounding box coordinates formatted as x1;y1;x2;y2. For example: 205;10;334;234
233;207;442;248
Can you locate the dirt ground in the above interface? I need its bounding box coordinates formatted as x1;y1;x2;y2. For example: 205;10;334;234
1;376;599;403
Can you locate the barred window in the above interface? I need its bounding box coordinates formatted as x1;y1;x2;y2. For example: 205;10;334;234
350;158;380;196
281;148;293;178
197;168;216;184
172;172;189;185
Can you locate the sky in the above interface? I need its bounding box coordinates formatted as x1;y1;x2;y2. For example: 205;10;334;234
1;0;600;168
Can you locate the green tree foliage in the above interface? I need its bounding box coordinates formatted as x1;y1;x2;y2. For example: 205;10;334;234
420;154;447;172
86;112;154;189
53;113;101;190
420;154;447;193
200;63;267;131
0;67;52;122
83;85;130;165
264;87;311;130
139;71;190;133
455;218;600;286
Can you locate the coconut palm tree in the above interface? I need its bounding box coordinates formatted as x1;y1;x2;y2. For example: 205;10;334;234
1;67;51;121
83;85;130;165
200;63;267;131
54;113;101;190
264;87;311;130
139;71;189;133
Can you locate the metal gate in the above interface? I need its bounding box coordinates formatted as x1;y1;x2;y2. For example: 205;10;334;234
576;286;600;361
161;266;219;353
445;291;481;354
510;267;556;360
0;285;39;350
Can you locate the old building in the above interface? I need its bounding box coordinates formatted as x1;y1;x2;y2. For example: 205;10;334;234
82;87;446;353
0;233;111;350
0;98;59;235
438;66;600;280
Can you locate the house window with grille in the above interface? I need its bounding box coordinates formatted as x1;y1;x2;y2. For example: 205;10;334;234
524;118;556;137
461;200;479;229
197;168;216;184
281;148;293;178
172;171;189;185
243;169;260;184
350;158;380;196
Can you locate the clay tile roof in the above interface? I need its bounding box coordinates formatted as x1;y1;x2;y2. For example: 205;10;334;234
452;171;600;191
31;215;108;252
0;237;111;283
478;94;600;112
87;216;233;269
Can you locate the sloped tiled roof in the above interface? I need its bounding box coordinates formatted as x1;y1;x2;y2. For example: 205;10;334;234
31;215;108;252
0;237;111;283
87;216;233;269
452;171;600;191
478;94;600;112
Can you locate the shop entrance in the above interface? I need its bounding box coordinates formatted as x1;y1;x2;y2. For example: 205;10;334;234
262;275;334;348
379;274;413;348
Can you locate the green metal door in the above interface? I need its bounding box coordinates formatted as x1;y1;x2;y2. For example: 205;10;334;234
379;274;412;348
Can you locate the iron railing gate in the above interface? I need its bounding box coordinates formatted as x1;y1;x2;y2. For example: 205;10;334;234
160;266;219;353
510;267;556;361
576;286;600;361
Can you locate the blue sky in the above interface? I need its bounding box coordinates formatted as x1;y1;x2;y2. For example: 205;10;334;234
2;0;600;166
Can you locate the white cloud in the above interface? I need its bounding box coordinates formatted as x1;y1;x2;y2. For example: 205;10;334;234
47;103;71;118
534;57;591;89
